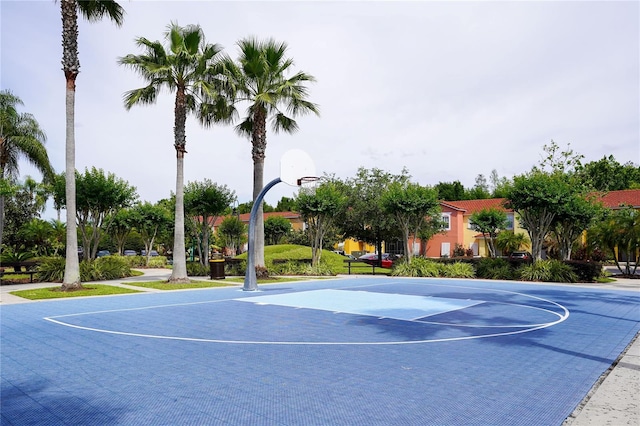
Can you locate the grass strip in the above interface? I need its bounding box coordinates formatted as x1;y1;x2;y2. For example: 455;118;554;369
10;285;141;300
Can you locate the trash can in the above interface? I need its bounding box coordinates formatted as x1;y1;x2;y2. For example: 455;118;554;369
209;257;225;280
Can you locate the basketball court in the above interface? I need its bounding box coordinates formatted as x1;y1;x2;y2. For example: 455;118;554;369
2;276;639;425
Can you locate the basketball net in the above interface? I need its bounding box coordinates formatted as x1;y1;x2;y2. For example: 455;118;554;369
297;176;320;194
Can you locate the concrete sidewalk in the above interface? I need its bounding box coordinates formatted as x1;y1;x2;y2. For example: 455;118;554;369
1;270;638;425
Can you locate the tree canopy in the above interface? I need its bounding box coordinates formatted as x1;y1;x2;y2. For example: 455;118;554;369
382;181;440;263
53;167;138;259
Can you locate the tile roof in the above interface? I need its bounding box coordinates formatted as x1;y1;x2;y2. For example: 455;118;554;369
441;198;510;214
597;189;640;209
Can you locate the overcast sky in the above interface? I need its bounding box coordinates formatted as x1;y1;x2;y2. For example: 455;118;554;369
2;0;639;218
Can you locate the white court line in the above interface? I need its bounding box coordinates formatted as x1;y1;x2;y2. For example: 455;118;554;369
44;281;570;345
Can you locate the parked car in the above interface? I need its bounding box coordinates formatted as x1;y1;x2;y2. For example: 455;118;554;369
509;251;532;260
96;250;111;258
141;250;159;257
123;250;137;256
334;250;356;260
358;253;396;268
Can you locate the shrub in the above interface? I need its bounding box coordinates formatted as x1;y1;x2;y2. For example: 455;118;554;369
88;256;131;281
301;263;334;276
391;261;420;277
186;262;209;277
475;258;516;280
37;256;131;282
519;260;578;283
453;244;466;257
147;256;168;268
121;255;147;268
391;257;442;277
441;262;475;278
225;260;246;276
255;266;269;279
564;260;603;282
36;256;66;282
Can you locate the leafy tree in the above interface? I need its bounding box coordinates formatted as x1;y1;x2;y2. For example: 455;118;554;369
576;155;640;191
381;181;440;264
108;208;134;255
20;176;50;214
236;201;274;214
496;231;530;256
295;180;346;266
0;90;53;250
505;171;573;261
264;216;292;246
130;202;173;266
340;168;406;265
435;181;465;201
465;174;491;200
184;179;235;265
537;140;583;175
588;205;639;275
217;216;246;255
469;208;509;258
53;168;138;260
119;22;229;283
275;196;296;212
18;218;54;256
2;181;45;251
223;37;319;269
48;219;66;256
490;169;511;198
417;216;447;257
60;0;124;290
550;193;603;260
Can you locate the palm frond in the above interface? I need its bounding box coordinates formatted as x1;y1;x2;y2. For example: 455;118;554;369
234;117;253;138
77;0;125;26
271;113;298;134
122;85;158;109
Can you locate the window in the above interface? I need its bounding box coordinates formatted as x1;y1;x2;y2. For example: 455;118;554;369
441;213;451;230
506;213;514;230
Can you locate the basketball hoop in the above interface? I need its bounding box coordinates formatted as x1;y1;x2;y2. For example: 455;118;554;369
296;176;321;186
297;176;321;194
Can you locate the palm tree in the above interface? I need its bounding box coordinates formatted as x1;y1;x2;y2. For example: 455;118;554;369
60;0;124;290
225;37;319;267
496;231;530;256
0;90;53;249
119;22;230;283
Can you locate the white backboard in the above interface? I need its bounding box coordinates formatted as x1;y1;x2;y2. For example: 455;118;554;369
280;149;316;186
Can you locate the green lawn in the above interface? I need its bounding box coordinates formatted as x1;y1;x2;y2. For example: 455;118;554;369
10;284;142;300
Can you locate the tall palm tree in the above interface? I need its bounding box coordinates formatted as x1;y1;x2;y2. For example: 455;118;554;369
0;90;53;249
60;0;124;290
226;37;319;267
119;22;230;283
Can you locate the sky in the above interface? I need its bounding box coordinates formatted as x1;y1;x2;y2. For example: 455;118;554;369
2;0;639;219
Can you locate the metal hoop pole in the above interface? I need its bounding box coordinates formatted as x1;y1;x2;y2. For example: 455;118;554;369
243;177;282;291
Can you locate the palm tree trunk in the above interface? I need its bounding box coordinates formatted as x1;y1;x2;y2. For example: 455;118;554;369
169;87;189;283
253;159;265;267
62;78;81;289
0;195;5;250
60;0;81;290
170;153;189;282
252;107;267;268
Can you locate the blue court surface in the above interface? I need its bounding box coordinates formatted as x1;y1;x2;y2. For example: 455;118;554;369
2;277;639;425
